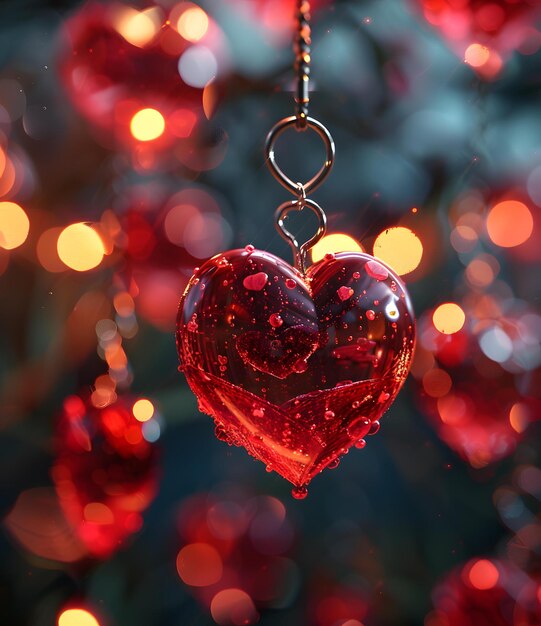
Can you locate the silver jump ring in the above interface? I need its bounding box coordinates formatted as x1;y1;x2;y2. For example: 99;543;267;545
265;116;335;196
274;197;327;275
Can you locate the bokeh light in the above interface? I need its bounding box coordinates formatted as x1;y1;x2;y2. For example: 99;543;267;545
37;227;66;272
486;200;533;248
177;6;209;42
130;108;166;142
464;43;490;67
466;559;500;590
210;588;259;626
373;227;423;275
465;255;498;288
432;303;466;335
177;542;223;586
114;7;161;48
52;396;158;558
178;45;218;88
423;368;452;398
57;223;105;271
509;402;530;434
0;201;29;249
311;233;363;263
58;608;100;626
0;145;6;177
132;398;154;422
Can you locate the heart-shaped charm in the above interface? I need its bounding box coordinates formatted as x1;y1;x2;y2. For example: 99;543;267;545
176;247;415;496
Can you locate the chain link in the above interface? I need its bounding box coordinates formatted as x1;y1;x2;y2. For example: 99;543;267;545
265;0;335;273
294;0;311;129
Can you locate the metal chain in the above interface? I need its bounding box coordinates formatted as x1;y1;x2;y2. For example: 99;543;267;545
294;0;311;129
265;0;335;273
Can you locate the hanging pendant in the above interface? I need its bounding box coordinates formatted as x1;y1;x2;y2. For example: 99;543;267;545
176;1;416;497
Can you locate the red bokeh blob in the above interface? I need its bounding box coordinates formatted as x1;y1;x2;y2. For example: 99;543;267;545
412;298;541;468
58;1;227;151
111;183;228;331
412;0;541;78
51;394;159;558
428;558;541;625
176;491;298;622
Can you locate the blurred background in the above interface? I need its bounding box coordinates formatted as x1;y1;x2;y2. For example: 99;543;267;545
1;0;541;624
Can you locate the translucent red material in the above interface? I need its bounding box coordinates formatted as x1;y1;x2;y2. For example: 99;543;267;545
51;396;158;559
176;248;415;492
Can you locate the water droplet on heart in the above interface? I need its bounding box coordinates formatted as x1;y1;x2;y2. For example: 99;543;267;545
252;407;265;418
178;365;185;372
291;485;308;499
328;458;340;469
243;272;268;291
294;413;301;419
365;260;389;281
324;253;335;261
187;316;198;331
352;400;360;408
324;410;335;420
266;465;273;472
215;425;229;442
355;438;367;449
337;286;354;301
378;392;390;403
285;278;296;289
374;300;380;305
218;355;228;365
293;359;308;373
348;416;371;438
245;244;255;252
368;420;381;435
366;310;376;321
269;313;283;328
353;271;360;279
222;280;229;287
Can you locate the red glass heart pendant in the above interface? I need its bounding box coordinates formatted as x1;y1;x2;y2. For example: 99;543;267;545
176;247;415;496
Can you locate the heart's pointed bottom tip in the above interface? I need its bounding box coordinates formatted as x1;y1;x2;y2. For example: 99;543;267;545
291;485;309;500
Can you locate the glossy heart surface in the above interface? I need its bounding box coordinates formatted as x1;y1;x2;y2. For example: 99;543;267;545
176;248;415;493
